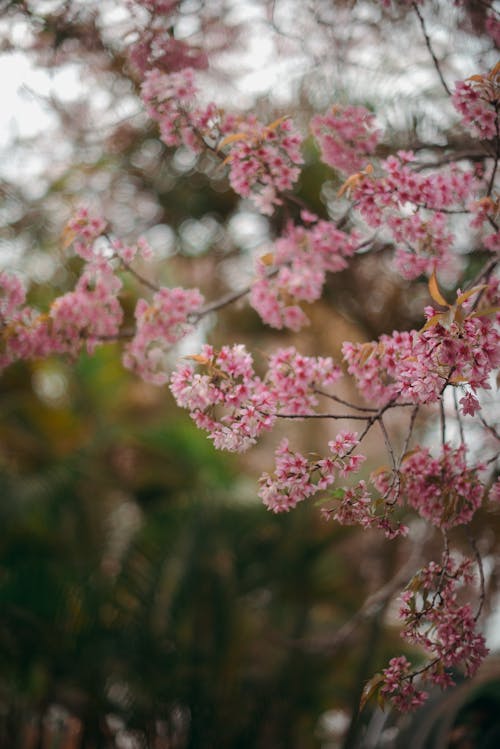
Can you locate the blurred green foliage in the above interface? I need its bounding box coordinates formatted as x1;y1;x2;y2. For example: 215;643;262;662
0;349;410;748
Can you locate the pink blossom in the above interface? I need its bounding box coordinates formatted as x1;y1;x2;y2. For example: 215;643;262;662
372;444;485;528
266;347;342;414
344;281;500;407
223;117;304;214
250;220;358;330
380;657;428;712
50;259;123;355
0;271;26;319
311;104;380;174
170;344;276;452
452;69;499;141
379;555;489;711
350;152;475;278
259;439;325;513
459;391;481;416
141;68;201;148
65;207;107;261
124;286;204;385
489;478;500;503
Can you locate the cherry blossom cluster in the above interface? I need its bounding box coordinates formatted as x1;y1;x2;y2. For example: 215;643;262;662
130;0;305;215
169;344;341;451
322;479;409;539
65;206;107;261
127;1;208;78
0;271;25;320
0;271;47;370
1;206;124;367
452;63;500;141
0;260;123;368
349;151;475;279
222;116;303;215
49;259;123;355
265;346;342;412
142;68;303;214
258;431;365;513
141;67;205;149
170;343;276;452
372;444;485;529
310;104;380;174
470;196;500;252
250;217;359;330
123;287;204;385
343;280;500;407
259;431;408;536
378;656;428;712
376;554;488;712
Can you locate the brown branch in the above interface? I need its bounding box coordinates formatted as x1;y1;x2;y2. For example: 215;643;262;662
191;284;253;320
119;257;160;293
275;411;372;421
467;530;486;622
313;388;378;413
288;526;428;655
479;414;500;442
413;3;451;97
487;102;500;197
399;405;420;468
453;389;465;446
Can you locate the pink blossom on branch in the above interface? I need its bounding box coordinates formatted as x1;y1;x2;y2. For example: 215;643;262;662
0;271;26;319
265;347;342;414
49;259;123;355
123;286;204;385
65;207;107;261
0;260;124;368
343;280;500;407
372;444;486;529
250;219;359;330
142;68;304;214
452;65;500;141
170;343;276;452
348;151;475;280
310;104;380;174
222;116;304;215
374;554;488;713
379;656;428;712
259;432;365;514
170;345;342;451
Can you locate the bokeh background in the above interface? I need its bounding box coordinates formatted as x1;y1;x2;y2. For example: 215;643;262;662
0;1;500;747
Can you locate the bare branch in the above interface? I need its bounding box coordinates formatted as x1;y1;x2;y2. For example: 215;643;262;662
413;3;451;97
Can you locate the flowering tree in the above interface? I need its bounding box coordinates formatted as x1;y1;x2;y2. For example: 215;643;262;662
1;0;499;717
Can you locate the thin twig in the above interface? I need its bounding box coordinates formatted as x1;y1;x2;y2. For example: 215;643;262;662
487;102;500;197
465;257;498;292
192;284;253;320
287;525;427;654
413;3;451;97
313;388;378;413
479;415;500;442
453;388;465;446
467;529;486;621
440;396;446;447
119;258;160;293
379;416;397;472
398;405;420;469
275;411;372;421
